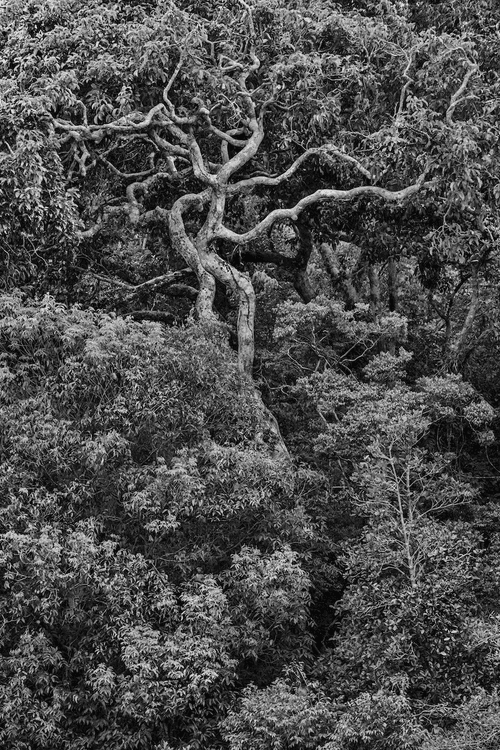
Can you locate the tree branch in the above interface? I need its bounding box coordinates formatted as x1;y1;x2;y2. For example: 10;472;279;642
218;178;432;245
90;269;194;296
77;205;129;239
396;47;417;117
98;155;156;181
228;145;372;193
54;102;167;136
446;61;478;124
127;310;175;323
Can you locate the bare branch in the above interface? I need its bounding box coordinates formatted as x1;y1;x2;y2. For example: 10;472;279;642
187;133;218;185
236;0;260;79
218;178;432;245
164;54;185;100
125;171;172;223
54;102;167;136
98;155;156;181
396;47;417;117
167;190;217;320
72;141;93;176
446;62;479;123
77;205;129;239
218;117;264;183
209;125;249;147
228;145;372;193
90;270;194;295
147;131;190;160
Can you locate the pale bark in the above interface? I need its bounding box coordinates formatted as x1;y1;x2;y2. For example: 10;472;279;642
64;96;430;376
167;197;217;323
217;180;429;247
196;242;256;375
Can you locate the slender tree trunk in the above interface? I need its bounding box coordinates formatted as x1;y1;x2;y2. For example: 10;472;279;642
293;218;316;302
319;242;358;308
343;276;359;310
319;242;340;282
388;257;399;313
445;270;480;371
368;263;381;323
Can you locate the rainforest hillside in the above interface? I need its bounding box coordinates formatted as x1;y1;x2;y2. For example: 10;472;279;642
1;1;500;748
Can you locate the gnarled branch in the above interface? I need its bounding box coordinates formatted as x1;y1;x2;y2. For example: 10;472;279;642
218;179;432;245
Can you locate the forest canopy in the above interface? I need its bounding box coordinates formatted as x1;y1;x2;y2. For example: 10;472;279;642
1;0;500;748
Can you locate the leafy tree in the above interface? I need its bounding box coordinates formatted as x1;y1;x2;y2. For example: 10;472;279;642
2;1;500;748
0;293;319;748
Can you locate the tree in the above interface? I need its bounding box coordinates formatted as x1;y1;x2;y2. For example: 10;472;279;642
0;0;442;376
0;293;321;748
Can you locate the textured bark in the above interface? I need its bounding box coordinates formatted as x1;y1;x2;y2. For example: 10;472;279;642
197;243;256;375
167;200;217;323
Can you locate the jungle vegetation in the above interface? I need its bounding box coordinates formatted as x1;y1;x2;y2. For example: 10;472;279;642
1;0;500;748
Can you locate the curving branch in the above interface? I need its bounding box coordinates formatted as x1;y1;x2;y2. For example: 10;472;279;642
77;205;129;239
446;61;479;124
54;102;167;137
236;0;260;83
396;47;417;117
98;155;156;181
163;53;185;101
218;178;432;245
228;145;372;193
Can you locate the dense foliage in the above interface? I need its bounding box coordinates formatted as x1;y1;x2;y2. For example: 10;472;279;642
1;0;500;748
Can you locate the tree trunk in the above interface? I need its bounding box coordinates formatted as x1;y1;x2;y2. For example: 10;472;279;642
445;270;480;371
169;217;289;454
196;242;256;376
319;242;340;281
293;218;316;302
368;263;381;323
319;242;358;308
388;257;399;313
167;208;217;322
